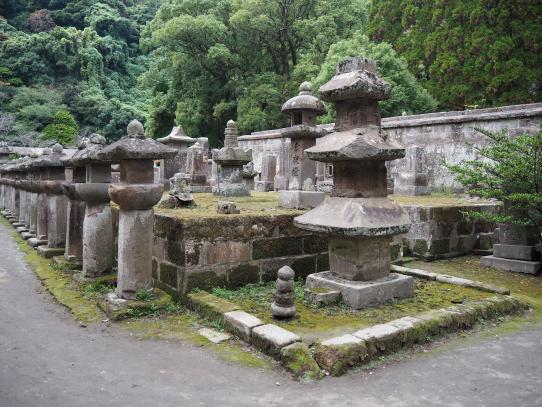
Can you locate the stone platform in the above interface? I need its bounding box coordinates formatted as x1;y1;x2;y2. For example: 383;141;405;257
481;255;541;275
305;271;414;309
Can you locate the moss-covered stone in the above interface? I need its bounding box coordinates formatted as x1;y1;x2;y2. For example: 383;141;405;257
184;269;227;293
159;261;179;289
303;235;328;254
228;263;260;288
313;338;368;377
98;288;172;321
186;290;240;322
252;237;303;260
430;239;450;256
290;255;316;279
280;342;323;381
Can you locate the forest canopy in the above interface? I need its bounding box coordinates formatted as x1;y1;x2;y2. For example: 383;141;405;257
0;0;540;147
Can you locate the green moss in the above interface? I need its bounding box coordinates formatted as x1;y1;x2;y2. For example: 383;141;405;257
210;279;493;343
187;290;240;322
280;342;324;381
314;341;368;377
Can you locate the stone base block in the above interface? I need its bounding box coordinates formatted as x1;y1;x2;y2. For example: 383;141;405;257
481;255;541;275
255;181;274;192
224;310;264;342
305;271;415;309
21;232;35;240
393;185;431;196
493;244;540;261
278;190;325;209
1;210;10;216
213;183;250;197
16;226;28;233
98;289;171;321
52;255;82;271
251;324;301;358
28;238;48;247
304;287;341;306
37;246;65;259
12;221;24;227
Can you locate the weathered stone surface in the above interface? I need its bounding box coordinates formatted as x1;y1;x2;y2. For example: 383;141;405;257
494;243;540;261
304;287;341;306
217;201;240;214
353;323;402;353
251;324;300;357
224;310;263;341
37;246;65;258
271;265;296;319
306;271;414;310
498;223;540;246
98;289;171;321
481;255;541;275
314;334;367;376
280;342;323;381
187;291;240;322
198;328;231;344
277;190;324;209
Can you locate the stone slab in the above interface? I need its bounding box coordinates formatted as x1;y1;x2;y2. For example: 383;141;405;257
278;190;325;209
198;328;231;344
352;323;402;353
12;222;24;227
21;232;35;240
37;246;65;259
304;287;341;305
28;238;48;248
251;324;300;357
493;244;540;261
305;271;415;309
390;264;438;280
481;255;541;275
321;334;363;347
224;310;264;341
16;226;28;233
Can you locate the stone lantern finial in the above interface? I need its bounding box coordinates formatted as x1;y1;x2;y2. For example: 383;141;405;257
127;120;145;138
224;120;239;148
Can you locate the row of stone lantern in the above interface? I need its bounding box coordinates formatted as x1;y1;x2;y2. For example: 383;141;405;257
0;121;176;303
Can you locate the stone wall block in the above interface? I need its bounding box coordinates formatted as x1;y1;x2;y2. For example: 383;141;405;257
200;240;251;266
227;262;260;288
252;236;303;260
183;267;228;294
164;239;185;266
303;235;329;254
152;236;165;259
184;240;202;266
159;261;179;290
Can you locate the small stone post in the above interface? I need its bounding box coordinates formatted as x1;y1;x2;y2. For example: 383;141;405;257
295;57;414;309
255;155;277;192
277;82;327;209
156;126;196;185
271;266;296;319
100;120;176;299
212;120;252;197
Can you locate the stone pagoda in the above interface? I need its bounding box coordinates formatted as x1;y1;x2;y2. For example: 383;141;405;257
71;134;114;277
278;82;327;209
100;120;176;300
294;57;414;309
212;120;252;197
156;126;196;184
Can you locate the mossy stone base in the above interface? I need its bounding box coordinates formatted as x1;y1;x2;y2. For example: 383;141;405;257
98;288;172;321
37;246;65;259
52;255;82;271
187;290;240;322
280;342;323;381
314;335;368;377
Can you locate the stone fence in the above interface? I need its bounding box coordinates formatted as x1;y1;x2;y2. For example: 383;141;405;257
238;103;542;192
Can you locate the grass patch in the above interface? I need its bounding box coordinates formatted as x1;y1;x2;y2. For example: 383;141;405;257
211;278;493;342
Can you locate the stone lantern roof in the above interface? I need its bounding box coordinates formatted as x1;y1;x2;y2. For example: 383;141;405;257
318;58;391;102
99;120;177;161
156;126;196;145
31;144;72;168
281;82;326;114
70;133;108;166
212;120;252;165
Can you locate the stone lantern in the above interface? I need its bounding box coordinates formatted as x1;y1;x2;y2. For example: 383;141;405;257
28;149;51;248
278;82;328;209
100;120;176;300
12;156;30;233
294;57;414;309
157;126;196;185
70;134;115;277
21;153;41;240
212;120;252;197
31;144;72;258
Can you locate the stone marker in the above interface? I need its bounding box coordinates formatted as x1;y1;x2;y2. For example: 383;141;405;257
164;172;194;206
255;155;277;192
217;201;240;214
23;153;41;240
70;134;114;277
271;265;296;319
242;161;257;191
481;224;541;274
180;142;211;192
273;139;290;191
28;149;51;247
212;120;252;197
156;126;196;185
294;57;414;309
278;82;327;209
100;120;176;299
393;146;431;196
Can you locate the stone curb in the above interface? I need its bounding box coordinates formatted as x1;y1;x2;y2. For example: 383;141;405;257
313;295;529;376
391;264;510;295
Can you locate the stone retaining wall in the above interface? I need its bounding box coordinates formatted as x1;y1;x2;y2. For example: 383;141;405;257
150;213;329;297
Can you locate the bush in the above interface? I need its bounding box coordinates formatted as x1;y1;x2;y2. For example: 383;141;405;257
447;127;542;227
41;110;79;145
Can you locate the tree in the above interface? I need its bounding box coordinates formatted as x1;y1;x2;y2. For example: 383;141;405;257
447;127;542;228
41;110;79;145
27;9;56;32
368;0;542;110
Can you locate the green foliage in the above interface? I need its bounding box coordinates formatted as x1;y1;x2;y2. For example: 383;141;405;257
41;110;79;145
135;288;154;301
142;0;434;145
368;0;542;110
447;127;542;227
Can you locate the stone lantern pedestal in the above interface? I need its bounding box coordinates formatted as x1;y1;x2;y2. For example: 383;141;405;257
294;58;414;309
212;120;252;197
481;224;541;274
100;120;176;300
278;82;327;209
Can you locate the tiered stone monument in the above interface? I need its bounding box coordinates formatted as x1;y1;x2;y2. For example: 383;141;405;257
393;146;431;196
60;146;86;268
255;155;276;192
71;134;114;277
100;120;176;300
278;82;327;209
212;120;252;197
156;126;196;184
481;224;541;274
294;57;414;309
180;142;211;192
32;144;72;258
271;265;296;319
